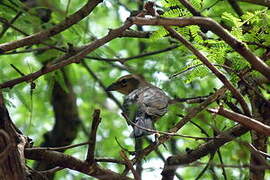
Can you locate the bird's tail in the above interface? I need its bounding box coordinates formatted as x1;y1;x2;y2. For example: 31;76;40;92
130;114;155;138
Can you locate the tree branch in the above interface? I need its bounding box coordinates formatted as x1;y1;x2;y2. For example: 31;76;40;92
0;0;103;52
120;151;141;180
161;124;248;180
0;11;22;38
85;44;179;63
81;60;123;109
178;0;201;16
227;0;244;17
26;141;90;151
86;109;101;164
0;17;134;89
24;149;133;180
119;30;152;38
133;87;227;163
129;16;270;81
208;107;270;136
164;26;251;116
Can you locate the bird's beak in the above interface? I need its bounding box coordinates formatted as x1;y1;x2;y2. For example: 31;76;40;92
106;83;119;91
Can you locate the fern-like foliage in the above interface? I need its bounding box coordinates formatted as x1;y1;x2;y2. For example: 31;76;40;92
150;27;169;41
154;0;269;84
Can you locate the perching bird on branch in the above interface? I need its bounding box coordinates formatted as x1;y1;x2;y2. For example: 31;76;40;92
106;74;169;138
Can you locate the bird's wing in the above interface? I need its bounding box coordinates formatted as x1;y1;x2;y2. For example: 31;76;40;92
138;86;169;117
123;86;168;138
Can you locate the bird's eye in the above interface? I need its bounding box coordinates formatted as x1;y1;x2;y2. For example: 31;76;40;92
121;79;127;83
120;79;127;86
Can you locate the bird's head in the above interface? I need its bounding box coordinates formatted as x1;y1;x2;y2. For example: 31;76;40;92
106;74;148;95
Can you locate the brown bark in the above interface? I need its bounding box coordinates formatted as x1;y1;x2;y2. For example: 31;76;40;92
0;94;28;180
161;125;248;180
248;91;270;180
26;148;133;180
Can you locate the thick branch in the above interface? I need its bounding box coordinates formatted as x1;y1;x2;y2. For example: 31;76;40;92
25;149;132;180
130;16;270;81
227;0;244;17
0;93;28;180
0;19;133;89
0;0;103;52
208;108;270;136
119;30;151;38
161;124;248;180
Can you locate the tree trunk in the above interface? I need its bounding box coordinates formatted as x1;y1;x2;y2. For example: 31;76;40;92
0;94;28;180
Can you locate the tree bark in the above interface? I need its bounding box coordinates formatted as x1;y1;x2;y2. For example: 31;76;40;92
248;91;270;180
0;94;28;180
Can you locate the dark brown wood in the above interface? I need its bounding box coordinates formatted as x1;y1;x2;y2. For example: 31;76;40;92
0;93;28;180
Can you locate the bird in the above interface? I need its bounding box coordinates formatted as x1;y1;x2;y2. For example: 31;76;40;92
106;74;169;138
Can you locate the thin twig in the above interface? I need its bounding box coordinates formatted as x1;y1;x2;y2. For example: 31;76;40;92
81;61;123;109
0;0;102;52
236;140;270;159
0;17;66;52
115;137;135;155
134;86;227;163
39;167;64;176
86;45;179;63
86;109;101;164
195;152;215;180
217;149;227;180
0;47;52;55
10;64;25;76
0;15;135;89
188;161;270;170
25;141;91;151
170;63;235;79
0;11;22;38
169;95;210;104
120;150;141;180
164;26;251;116
122;113;219;141
189;121;209;138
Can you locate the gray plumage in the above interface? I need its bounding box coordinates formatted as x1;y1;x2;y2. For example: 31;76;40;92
123;86;168;138
106;74;169;138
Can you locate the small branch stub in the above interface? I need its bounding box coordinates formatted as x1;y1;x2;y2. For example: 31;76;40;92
86;109;101;164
